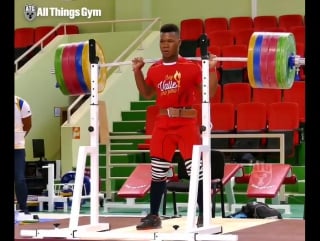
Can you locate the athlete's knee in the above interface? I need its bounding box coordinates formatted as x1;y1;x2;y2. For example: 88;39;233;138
151;157;171;181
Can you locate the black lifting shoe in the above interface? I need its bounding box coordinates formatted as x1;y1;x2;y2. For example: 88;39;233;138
197;215;203;228
140;213;152;222
136;214;161;230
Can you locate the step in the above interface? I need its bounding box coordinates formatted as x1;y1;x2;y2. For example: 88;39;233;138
113;121;146;132
99;145;107;154
284;182;299;193
110;154;138;163
121;110;146;121
110;140;145;146
111;166;136;177
297;180;305;193
85;155;107;167
130;101;155;110
287;194;305;204
99;153;139;164
109;142;139;150
292;166;305;180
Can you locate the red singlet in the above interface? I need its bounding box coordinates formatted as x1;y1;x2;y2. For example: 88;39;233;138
145;57;202;162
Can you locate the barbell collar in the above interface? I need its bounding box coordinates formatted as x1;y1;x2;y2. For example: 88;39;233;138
294;56;305;66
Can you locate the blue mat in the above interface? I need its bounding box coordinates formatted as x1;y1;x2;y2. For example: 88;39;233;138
15;218;57;225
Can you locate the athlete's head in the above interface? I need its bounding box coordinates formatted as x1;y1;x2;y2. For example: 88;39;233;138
159;23;181;62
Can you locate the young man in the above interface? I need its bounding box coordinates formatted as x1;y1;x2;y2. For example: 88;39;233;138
14;95;32;214
132;23;218;230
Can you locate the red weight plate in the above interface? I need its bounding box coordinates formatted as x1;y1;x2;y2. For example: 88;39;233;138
259;35;271;88
62;44;84;95
266;35;279;89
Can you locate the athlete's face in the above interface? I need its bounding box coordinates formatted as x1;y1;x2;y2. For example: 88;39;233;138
160;32;181;62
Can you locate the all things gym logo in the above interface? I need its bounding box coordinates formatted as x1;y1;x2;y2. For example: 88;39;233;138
24;4;102;22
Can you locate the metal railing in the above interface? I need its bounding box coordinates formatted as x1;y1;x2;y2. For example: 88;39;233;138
104;132;285;199
14;18;161;72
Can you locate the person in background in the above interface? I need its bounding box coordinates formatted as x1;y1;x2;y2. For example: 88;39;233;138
132;23;218;230
14;95;32;214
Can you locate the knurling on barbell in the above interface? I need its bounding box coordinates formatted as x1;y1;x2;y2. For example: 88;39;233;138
53;32;305;96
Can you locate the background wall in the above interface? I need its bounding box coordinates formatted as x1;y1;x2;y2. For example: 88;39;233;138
15;0;304;29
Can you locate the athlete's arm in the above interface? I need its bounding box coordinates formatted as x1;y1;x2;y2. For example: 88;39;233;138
132;57;156;99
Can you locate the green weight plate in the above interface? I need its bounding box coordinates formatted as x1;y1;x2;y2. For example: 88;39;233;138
54;44;69;95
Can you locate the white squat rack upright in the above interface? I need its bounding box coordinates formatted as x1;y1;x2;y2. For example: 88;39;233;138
20;38;238;241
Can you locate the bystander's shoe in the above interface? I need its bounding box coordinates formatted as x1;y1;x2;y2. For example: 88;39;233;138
136;214;161;230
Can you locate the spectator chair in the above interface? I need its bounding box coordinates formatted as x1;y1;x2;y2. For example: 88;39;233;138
253;15;278;31
220;44;248;84
278;14;304;31
204;17;229;33
232;102;268;162
265;102;300;164
210;102;236;149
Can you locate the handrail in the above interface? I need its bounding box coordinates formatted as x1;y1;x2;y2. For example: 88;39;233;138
109;17;161;72
14;17;161;72
57;18;161;29
66;95;88;124
64;17;161;124
14;25;61;72
104;132;285;199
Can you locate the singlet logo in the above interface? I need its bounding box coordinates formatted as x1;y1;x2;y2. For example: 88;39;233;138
158;71;181;96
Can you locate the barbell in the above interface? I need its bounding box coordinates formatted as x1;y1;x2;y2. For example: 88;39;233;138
53;32;305;96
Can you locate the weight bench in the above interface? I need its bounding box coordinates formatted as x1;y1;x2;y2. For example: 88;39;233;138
104;164;152;213
232;163;297;214
222;163;246;212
